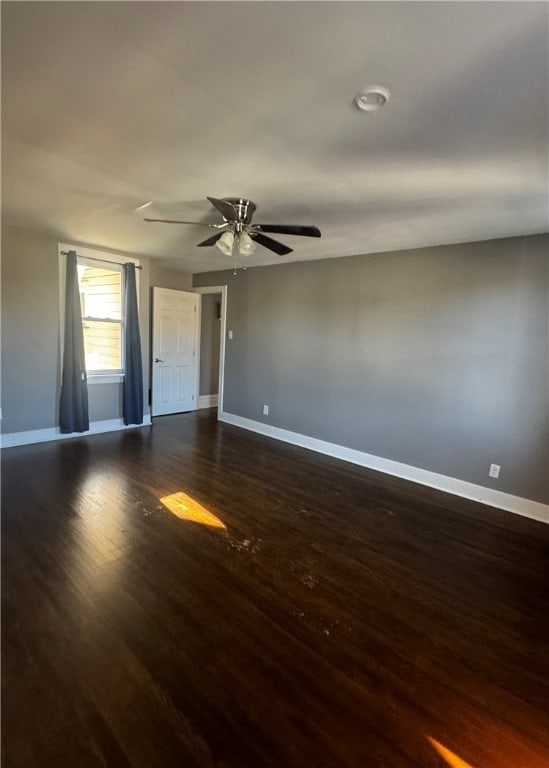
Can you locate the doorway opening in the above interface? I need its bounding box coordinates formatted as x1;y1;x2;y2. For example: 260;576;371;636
194;286;227;417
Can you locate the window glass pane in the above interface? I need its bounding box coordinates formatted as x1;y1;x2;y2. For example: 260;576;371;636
79;266;122;320
83;321;122;371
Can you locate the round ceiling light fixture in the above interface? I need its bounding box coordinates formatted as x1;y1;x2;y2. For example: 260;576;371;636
354;85;391;112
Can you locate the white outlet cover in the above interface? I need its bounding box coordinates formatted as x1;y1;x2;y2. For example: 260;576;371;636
263;405;269;415
489;463;501;479
228;330;233;340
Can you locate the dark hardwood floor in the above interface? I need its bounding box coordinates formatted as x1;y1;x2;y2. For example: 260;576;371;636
2;410;549;768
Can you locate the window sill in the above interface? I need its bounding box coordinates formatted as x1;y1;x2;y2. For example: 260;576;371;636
88;374;124;385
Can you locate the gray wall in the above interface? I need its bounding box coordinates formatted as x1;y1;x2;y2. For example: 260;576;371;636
1;226;60;432
194;234;549;504
149;262;192;291
1;223;159;433
199;293;221;396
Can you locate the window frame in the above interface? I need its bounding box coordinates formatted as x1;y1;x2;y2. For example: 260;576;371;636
79;256;125;378
58;244;140;384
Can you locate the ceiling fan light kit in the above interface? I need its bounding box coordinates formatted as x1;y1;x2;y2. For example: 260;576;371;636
215;230;256;257
235;231;256;255
144;196;321;265
216;230;234;256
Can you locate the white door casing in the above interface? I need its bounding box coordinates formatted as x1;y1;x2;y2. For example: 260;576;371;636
152;288;200;416
193;285;227;417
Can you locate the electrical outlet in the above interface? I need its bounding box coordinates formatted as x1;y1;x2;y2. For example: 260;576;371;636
489;463;500;479
263;405;269;416
228;330;233;340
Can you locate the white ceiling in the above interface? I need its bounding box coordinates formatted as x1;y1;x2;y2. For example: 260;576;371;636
2;1;548;273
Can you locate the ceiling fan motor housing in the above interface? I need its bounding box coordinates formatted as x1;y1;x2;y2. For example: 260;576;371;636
224;198;256;224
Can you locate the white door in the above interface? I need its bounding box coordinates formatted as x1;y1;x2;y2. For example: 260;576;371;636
152;288;200;416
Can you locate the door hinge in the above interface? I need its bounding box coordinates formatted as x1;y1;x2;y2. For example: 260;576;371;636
192;394;194;400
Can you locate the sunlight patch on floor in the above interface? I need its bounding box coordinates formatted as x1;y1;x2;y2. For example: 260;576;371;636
159;492;226;529
428;737;477;768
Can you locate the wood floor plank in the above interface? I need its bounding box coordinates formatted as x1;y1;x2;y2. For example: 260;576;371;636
2;410;549;767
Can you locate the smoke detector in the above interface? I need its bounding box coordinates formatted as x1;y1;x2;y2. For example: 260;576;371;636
354;85;391;112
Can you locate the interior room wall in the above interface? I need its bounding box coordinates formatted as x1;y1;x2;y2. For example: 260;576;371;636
1;223;152;435
149;261;192;291
199;293;221;396
194;234;549;505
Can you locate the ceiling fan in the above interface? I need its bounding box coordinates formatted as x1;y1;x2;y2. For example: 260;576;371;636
141;196;321;257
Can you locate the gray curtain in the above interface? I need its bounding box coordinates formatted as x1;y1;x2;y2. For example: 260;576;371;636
59;251;89;433
122;263;143;425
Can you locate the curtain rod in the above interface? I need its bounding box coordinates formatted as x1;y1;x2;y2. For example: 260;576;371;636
60;251;143;270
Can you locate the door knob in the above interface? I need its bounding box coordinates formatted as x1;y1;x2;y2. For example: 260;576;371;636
154;358;165;363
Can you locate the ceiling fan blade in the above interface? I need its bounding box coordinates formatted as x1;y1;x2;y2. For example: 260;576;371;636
196;232;224;247
143;217;224;228
251;232;293;256
252;224;321;238
207;196;240;222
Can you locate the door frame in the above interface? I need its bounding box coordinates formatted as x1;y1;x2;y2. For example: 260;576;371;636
193;285;227;418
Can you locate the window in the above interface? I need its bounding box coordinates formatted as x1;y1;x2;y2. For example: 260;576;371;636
59;244;140;382
78;262;123;373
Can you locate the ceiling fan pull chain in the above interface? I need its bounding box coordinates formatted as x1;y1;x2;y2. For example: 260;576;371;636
233;231;238;275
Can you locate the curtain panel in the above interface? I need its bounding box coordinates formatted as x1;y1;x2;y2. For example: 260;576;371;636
122;263;144;425
59;251;89;433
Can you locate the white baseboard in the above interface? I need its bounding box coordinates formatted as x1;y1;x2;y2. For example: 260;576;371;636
1;415;152;449
219;411;548;525
198;394;219;409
